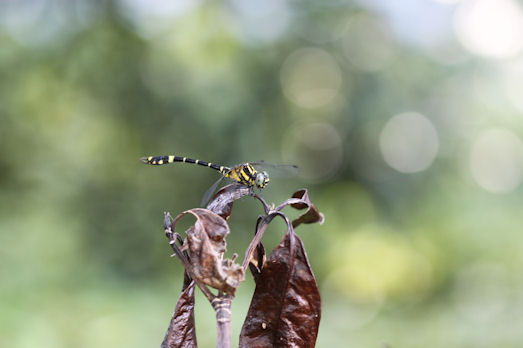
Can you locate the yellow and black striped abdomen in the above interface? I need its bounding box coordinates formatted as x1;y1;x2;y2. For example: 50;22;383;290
140;155;229;175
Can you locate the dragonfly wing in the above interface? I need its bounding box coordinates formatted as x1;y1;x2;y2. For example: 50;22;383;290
201;176;225;207
251;162;299;178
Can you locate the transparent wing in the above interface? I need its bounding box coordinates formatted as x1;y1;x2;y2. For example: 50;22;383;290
251;161;299;178
201;175;226;207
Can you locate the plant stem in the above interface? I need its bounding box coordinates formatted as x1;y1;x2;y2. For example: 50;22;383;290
212;295;232;348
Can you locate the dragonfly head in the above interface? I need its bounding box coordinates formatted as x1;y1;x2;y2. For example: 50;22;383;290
255;171;269;188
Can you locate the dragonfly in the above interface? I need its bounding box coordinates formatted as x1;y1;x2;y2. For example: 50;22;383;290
140;155;297;205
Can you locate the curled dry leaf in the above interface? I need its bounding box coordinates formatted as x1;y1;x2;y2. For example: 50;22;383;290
173;208;244;295
206;184;251;220
162;281;197;348
239;229;321;348
285;189;325;228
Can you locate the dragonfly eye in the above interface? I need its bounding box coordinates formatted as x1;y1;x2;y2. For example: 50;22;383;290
255;171;269;188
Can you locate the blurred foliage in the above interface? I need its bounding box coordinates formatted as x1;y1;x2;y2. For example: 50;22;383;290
2;0;523;347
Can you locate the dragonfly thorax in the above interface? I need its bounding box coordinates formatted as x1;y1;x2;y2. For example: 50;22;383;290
255;171;269;188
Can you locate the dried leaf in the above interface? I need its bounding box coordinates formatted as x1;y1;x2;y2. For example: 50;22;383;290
206;183;251;220
173;208;244;295
239;230;321;348
286;189;325;228
162;281;197;348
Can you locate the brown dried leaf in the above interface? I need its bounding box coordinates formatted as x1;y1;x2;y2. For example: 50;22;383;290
162;281;197;348
239;230;321;348
173;208;244;295
206;184;251;220
287;189;325;228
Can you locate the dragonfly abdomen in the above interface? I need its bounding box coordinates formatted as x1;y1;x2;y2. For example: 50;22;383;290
140;155;229;174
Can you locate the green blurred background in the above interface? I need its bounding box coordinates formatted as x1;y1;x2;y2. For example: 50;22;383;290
2;0;523;347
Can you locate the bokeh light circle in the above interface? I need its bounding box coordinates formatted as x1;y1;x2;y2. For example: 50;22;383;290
380;112;439;173
469;128;523;193
280;47;342;109
454;0;523;59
